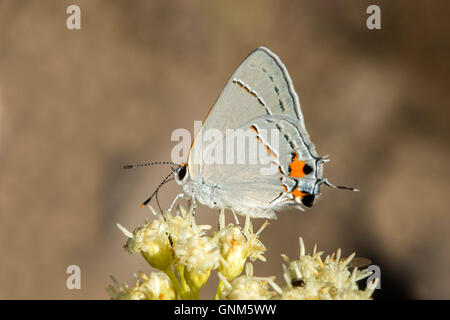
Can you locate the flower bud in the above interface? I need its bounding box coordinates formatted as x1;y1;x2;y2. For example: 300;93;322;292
219;263;280;300
214;213;267;280
118;221;173;271
107;272;176;300
174;235;220;290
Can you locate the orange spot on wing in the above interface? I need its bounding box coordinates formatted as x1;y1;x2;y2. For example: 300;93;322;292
291;188;307;200
289;153;306;178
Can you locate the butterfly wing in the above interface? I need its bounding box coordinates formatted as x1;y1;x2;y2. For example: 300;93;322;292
187;47;323;217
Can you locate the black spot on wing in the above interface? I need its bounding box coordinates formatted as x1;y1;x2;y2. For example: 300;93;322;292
303;164;313;175
301;194;315;207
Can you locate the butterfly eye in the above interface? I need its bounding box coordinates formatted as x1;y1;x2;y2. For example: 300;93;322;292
177;166;187;181
301;194;315;207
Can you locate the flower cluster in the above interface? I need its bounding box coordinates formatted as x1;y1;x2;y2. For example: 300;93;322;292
108;205;377;300
277;238;377;299
107;271;176;300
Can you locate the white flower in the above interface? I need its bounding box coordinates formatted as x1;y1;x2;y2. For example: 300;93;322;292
107;271;176;300
163;205;211;241
118;220;173;271
174;234;222;291
279;237;377;300
117;205;212;270
174;235;221;272
137;271;177;300
214;211;267;280
219;263;281;300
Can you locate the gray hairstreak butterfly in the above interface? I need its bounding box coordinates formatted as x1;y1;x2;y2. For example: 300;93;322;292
123;47;358;219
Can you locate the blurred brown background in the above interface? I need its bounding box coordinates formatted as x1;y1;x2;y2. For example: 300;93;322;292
0;0;449;299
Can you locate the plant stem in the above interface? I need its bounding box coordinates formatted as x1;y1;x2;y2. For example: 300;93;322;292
213;280;225;300
164;266;191;300
192;289;200;300
175;265;193;299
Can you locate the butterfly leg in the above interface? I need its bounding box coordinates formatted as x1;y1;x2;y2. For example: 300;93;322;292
168;193;186;213
190;193;197;217
217;209;222;231
232;209;247;241
231;209;241;227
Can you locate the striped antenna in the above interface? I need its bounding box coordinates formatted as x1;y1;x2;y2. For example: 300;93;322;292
141;170;175;207
121;161;177;169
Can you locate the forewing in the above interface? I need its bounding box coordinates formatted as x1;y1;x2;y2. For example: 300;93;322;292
189;47;319;177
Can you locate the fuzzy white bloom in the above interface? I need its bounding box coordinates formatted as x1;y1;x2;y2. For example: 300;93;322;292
214;211;267;279
279;237;377;300
219;263;281;300
118;219;173;270
174;235;221;272
174;234;223;292
241;215;268;262
163;205;211;242
117;205;211;270
138;271;177;300
107;271;176;300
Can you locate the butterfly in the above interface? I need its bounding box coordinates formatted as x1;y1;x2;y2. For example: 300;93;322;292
124;47;357;219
